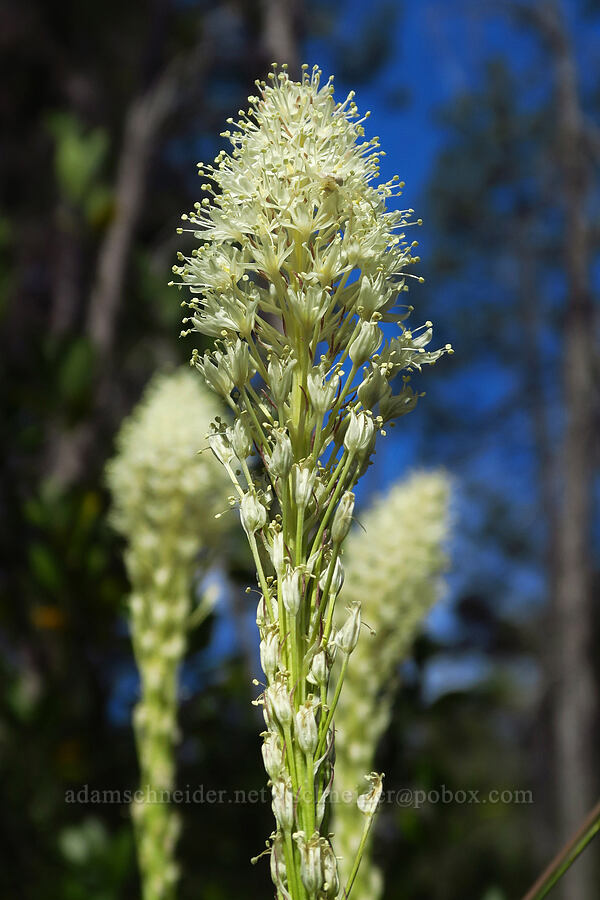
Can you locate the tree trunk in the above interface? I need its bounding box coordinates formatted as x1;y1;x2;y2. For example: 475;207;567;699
260;0;302;77
515;209;559;867
537;4;597;897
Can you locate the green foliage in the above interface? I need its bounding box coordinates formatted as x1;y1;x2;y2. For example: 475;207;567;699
58;819;134;900
48;112;109;213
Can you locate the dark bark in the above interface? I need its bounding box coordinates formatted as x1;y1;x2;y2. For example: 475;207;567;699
47;46;209;487
260;0;302;78
533;3;598;897
515;210;559;865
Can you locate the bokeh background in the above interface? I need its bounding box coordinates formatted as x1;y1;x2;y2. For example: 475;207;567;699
1;0;599;897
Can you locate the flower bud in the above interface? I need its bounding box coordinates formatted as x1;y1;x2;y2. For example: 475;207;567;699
336;600;361;654
355;273;391;319
230;416;253;459
294;831;323;895
240;492;267;536
268;429;293;479
307;650;329;686
270;832;287;890
207;425;235;466
266;678;293;727
348;321;382;366
256;595;269;627
379;384;419;422
307;371;339;416
268;530;286;576
295;701;318;757
260;629;280;680
357;772;384;816
357;365;391;413
291;463;316;510
281;566;303;616
194;351;233;398
272;778;295;832
261;730;285;781
320;838;339;898
331;491;355;544
344;411;375;456
319;556;344;597
225;338;255;389
268;356;295;408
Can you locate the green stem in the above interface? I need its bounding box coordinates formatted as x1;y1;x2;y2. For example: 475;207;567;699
309;453;354;560
295;505;305;567
303;752;316;834
186;595;214;631
246;380;274;425
247;532;274;621
306;540;341;653
319;543;342;648
241;387;269;447
315;653;349;759
283;722;301;795
342;809;377;900
521;798;600;900
283;830;306;900
328;361;358;424
246;330;270;382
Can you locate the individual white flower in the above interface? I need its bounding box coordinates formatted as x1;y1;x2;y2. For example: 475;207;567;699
348;321;383;366
331;491;355;544
357;772;384;817
295;700;319;757
307;370;340;416
262;730;285;781
291;463;317;510
272;778;295;832
293;831;323;894
335;600;362;655
240;491;267;536
266;677;293;729
344;411;375;456
268;529;286;576
281;566;303;616
268;428;294;479
260;629;280;681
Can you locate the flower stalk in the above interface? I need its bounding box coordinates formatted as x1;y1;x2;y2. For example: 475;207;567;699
106;370;231;900
174;64;450;898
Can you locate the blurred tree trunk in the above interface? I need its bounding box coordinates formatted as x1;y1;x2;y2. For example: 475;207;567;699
534;3;597;897
85;69;179;364
46;70;181;487
47;41;210;487
260;0;302;77
515;209;559;865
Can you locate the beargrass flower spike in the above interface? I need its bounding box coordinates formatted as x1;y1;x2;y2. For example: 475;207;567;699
106;369;231;900
174;63;451;899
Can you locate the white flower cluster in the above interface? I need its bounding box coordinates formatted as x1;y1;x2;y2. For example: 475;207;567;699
332;471;451;900
106;369;231;900
174;64;449;431
174;64;450;899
